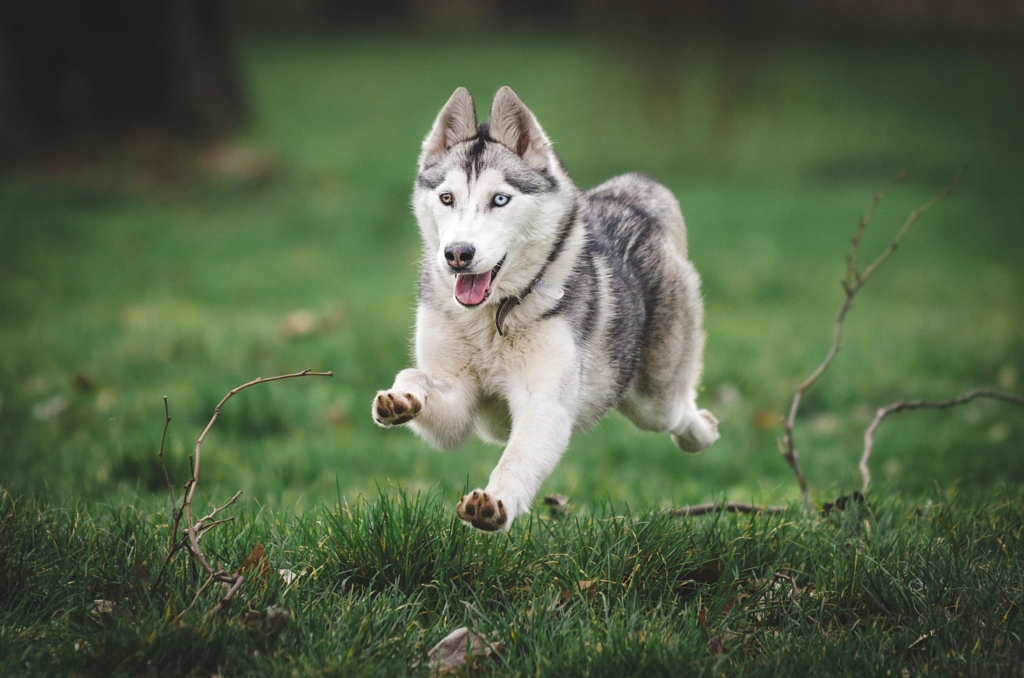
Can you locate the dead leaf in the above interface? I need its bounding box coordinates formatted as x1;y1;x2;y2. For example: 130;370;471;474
239;542;271;583
90;599;115;616
579;578;598;601
708;635;727;655
419;626;504;674
543;493;569;518
559;578;599;609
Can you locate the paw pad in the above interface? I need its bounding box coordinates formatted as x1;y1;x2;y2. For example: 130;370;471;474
456;490;507;532
372;391;422;427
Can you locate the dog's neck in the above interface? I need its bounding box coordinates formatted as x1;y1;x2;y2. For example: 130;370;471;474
494;278;564;336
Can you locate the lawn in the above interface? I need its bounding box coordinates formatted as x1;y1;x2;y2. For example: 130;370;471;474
1;31;1022;676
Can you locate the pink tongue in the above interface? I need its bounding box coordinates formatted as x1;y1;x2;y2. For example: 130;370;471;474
455;271;493;306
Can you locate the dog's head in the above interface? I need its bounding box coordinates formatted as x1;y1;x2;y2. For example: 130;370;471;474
413;87;573;309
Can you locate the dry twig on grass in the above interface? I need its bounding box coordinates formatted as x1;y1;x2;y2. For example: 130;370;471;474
860;390;1024;493
152;368;332;620
778;169;963;510
672;502;789;517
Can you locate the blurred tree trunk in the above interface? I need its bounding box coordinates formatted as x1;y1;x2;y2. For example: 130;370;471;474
0;0;245;159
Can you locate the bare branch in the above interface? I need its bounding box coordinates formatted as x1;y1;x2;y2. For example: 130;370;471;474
205;575;245;620
181;370;333;584
778;169;963;510
153;368;333;620
860;390;1023;493
672;501;789;517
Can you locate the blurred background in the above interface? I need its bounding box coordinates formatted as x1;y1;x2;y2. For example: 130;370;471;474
0;0;1021;512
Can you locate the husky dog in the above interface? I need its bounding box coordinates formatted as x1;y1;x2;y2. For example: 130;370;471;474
372;86;719;531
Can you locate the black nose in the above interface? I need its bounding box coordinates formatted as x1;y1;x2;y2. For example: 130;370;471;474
444;242;475;270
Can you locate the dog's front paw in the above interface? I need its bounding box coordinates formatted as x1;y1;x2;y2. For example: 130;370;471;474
456;489;508;532
372;390;422;427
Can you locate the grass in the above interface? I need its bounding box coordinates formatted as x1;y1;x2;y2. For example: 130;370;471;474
2;490;1023;676
1;30;1023;675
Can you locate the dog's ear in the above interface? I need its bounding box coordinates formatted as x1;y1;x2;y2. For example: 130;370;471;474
420;87;478;169
488;86;551;172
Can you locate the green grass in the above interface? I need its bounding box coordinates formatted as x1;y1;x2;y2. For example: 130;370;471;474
1;30;1023;675
3;490;1023;676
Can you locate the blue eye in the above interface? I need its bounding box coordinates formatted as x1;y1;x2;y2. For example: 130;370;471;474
492;194;510;207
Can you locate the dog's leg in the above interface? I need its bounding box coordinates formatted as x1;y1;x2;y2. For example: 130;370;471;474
455;350;576;531
671;404;720;453
372;368;476;450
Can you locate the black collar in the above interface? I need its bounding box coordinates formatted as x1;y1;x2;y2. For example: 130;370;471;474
495;287;533;336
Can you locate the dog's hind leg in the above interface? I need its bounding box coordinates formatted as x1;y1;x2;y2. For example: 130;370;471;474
671;405;720;453
372;368;477;450
618;252;719;452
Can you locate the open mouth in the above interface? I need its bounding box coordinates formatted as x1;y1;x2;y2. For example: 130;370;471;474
454;256;505;307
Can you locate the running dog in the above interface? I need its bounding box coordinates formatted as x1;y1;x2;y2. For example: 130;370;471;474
373;86;719;531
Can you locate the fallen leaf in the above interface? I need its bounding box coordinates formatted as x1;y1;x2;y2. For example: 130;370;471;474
419;626;504;674
579;578;598;601
543;493;569;518
239;542;271;583
559;578;599;609
90;599;115;616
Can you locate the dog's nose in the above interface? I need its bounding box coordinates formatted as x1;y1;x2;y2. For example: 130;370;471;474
444;242;475;270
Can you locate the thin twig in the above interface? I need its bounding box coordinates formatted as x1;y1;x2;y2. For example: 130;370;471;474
860;390;1023;493
158;396;180;547
778;169;963;510
772;571;799;600
205;575;246;620
154;368;332;620
672;502;789;517
182;370;332;582
173;573;216;625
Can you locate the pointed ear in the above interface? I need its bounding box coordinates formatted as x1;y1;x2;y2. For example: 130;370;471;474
488;86;551;171
420;87;478;169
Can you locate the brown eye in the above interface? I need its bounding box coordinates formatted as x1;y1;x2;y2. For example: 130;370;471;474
440;192;453;206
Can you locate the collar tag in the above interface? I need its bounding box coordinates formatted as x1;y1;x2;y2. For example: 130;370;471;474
532;278;564;300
